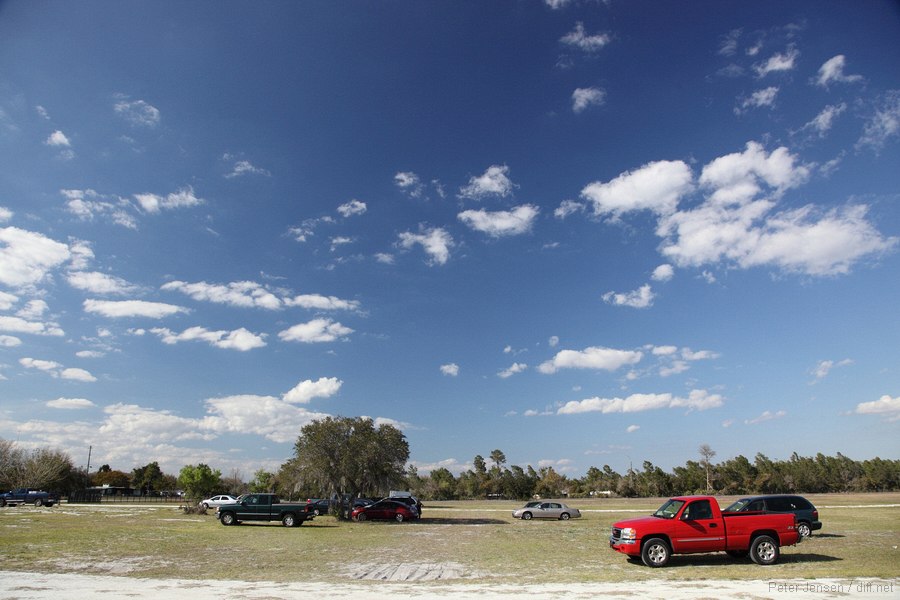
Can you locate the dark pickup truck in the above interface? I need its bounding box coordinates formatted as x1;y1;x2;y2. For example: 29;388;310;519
216;493;315;527
0;488;59;507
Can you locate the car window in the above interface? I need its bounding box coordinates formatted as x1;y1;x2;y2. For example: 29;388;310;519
747;500;765;511
767;497;789;511
683;500;712;520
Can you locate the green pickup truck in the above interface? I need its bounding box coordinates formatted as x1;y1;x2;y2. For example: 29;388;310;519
216;493;315;527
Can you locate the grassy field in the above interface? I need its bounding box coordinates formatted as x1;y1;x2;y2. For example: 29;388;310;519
0;493;897;586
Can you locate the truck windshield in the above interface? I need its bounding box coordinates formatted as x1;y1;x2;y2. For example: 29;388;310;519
653;499;685;519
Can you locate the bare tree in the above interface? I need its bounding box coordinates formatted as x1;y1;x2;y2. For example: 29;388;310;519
699;444;716;492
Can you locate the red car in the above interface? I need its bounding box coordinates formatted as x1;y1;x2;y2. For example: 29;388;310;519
351;499;418;522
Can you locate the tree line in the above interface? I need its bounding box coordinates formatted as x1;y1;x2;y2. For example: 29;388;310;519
3;427;899;503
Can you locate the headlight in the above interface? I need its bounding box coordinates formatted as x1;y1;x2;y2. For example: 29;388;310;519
621;528;637;541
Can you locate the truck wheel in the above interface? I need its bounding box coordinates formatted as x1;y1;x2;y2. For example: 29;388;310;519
282;513;297;527
641;538;671;568
522;512;532;520
34;499;43;507
220;511;236;526
797;522;811;538
750;535;779;565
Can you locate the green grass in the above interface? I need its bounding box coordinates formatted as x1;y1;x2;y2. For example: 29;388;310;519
1;493;897;585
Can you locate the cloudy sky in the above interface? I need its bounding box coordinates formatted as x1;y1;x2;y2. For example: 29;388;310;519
1;1;898;479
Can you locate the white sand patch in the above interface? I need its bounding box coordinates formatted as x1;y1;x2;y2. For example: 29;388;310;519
0;572;896;599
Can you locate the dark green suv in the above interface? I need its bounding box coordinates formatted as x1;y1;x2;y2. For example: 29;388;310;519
724;494;821;538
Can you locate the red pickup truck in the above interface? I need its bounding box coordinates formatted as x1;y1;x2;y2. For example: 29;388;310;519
609;495;801;567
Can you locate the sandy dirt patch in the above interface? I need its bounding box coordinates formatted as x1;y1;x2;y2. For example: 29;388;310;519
1;571;897;599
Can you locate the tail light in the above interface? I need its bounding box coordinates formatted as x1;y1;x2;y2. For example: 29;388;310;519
813;510;818;520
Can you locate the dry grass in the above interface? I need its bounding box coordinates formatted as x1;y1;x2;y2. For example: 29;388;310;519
0;493;897;585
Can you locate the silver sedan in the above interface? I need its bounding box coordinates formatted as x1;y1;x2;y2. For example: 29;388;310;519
513;501;581;520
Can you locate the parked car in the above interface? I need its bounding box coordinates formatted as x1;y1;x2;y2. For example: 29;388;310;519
216;493;315;527
305;498;330;515
200;495;237;509
386;494;422;517
724;494;821;538
0;488;59;507
351;499;418;522
513;501;581;520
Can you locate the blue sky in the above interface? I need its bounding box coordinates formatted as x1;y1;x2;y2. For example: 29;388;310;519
0;0;898;479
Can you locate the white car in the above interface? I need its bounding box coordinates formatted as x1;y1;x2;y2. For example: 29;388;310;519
513;501;581;520
200;495;237;509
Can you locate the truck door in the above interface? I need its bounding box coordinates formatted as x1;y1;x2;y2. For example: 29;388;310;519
239;494;266;521
672;499;725;553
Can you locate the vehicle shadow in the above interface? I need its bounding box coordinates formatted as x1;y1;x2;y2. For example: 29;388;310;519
809;533;844;539
625;552;841;568
779;553;842;563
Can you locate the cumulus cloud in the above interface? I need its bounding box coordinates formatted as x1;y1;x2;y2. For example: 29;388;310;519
581;160;693;218
162;280;282;310
815;55;863;87
20;357;97;382
440;363;460;376
0;316;64;337
560;22;611;52
394;171;424;198
134;186;203;214
61;189;138;229
68;271;140;295
83;299;189;319
278;318;353;343
46;397;96;409
201;395;332;444
539;346;643;374
558;389;723;414
0;226;71;288
148;326;267;351
224;159;270;178
498;362;527;379
813;358;853;380
282;376;342;404
114;97;161;127
398;227;454;265
459;165;515;200
855;395;900;421
652;264;675;282
337;199;367;217
857;90;900;153
736;86;779;114
602;284;655;309
45;130;71;147
572;87;606;113
458;205;539;237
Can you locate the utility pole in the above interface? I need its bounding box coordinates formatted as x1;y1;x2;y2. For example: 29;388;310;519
86;445;92;474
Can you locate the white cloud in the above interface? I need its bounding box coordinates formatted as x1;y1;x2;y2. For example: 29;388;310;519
572;87;606;113
398;227;454;266
745;410;787;425
20;358;96;382
134;187;203;214
0;226;71;288
626;425;640;433
813;358;853;380
558;389;722;414
815;55;863;87
581;160;693;218
797;103;847;139
736;86;779;114
16;299;48;319
45;130;71;147
753;47;799;77
278;318;353;343
83;299;189;319
149;326;267;351
539;346;643;374
282;376;342;404
459;165;515;200
544;0;572;9
61;189;138;229
162;280;282;310
201;395;331;444
560;22;611;52
224;159;270;178
498;362;527;379
68;271;140;295
0;334;22;347
440;363;459;377
284;294;360;311
602;284;654;309
855;395;900;421
114;98;161;127
857;90;900;152
458;205;539;237
651;264;674;282
555;200;585;219
337;199;367;218
0;316;64;337
394;171;424;198
47;397;96;409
